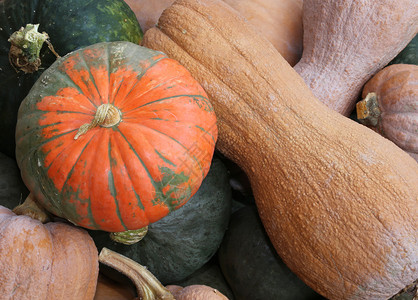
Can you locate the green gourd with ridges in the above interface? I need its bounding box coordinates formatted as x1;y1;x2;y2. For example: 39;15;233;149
0;0;143;158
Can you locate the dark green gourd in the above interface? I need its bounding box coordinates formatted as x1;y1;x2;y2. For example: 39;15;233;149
0;152;29;209
218;205;324;300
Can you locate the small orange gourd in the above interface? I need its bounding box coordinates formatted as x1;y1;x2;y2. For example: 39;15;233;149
294;0;418;116
142;0;418;299
166;284;229;300
0;202;99;299
356;64;417;161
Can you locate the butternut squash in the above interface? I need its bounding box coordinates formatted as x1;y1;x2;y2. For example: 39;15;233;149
142;0;418;299
294;0;418;116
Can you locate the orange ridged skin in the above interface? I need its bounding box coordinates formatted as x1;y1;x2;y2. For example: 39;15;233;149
142;0;418;299
15;41;217;232
361;64;418;161
0;206;98;299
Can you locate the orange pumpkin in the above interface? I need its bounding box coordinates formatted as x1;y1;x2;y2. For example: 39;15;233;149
15;41;217;233
356;64;417;161
0;204;99;299
166;284;229;300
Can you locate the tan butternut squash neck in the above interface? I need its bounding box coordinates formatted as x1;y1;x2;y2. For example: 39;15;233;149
143;1;418;299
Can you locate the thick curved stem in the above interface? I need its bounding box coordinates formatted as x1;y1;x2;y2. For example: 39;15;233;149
8;24;60;73
98;248;175;300
12;193;51;223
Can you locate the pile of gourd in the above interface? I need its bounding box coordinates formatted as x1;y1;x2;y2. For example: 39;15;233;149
0;0;416;299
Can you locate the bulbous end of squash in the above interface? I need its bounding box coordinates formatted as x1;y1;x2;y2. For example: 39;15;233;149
110;227;149;245
98;247;175;299
8;24;59;73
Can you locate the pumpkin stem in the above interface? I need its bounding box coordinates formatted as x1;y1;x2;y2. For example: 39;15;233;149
110;227;149;245
356;92;381;127
99;247;175;300
8;24;60;73
12;193;51;223
75;104;122;140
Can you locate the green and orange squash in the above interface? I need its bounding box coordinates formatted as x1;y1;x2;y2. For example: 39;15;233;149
15;41;217;233
0;0;143;158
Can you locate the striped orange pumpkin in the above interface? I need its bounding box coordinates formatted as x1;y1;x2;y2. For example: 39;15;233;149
15;41;217;232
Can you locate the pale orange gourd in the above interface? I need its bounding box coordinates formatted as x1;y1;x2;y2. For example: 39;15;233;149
0;204;99;299
166;284;229;300
356;64;418;161
222;0;303;66
142;0;418;299
294;0;418;116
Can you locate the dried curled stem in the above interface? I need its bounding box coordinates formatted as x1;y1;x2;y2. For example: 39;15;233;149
98;248;175;300
75;104;121;140
8;23;60;73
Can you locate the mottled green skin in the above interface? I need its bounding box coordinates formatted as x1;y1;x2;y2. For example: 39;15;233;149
0;152;29;209
389;34;417;66
0;0;143;157
218;206;325;300
90;157;232;284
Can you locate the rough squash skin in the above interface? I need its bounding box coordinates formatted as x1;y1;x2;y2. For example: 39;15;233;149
293;0;418;116
142;0;418;299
